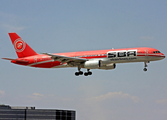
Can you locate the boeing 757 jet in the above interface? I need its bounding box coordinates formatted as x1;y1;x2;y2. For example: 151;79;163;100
2;33;165;76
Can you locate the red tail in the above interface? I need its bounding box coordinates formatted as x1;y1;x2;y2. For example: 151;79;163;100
8;33;38;58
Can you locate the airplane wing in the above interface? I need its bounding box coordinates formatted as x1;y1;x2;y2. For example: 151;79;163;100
2;58;29;63
43;53;87;64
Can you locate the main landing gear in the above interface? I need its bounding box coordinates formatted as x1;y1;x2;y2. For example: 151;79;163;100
75;66;92;76
75;71;83;76
143;61;149;72
84;69;92;76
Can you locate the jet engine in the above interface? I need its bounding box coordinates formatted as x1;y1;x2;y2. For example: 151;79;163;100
83;60;100;69
83;60;116;70
99;63;116;70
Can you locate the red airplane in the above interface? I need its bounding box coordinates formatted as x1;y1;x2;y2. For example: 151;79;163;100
2;33;165;76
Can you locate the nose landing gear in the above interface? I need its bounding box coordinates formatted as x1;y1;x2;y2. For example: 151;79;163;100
143;61;149;72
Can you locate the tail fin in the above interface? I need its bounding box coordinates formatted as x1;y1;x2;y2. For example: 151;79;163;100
8;33;38;58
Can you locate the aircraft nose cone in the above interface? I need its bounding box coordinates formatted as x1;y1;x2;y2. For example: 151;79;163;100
161;53;165;59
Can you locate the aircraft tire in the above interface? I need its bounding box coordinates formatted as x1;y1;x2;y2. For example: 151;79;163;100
75;72;80;76
79;71;83;75
143;68;147;71
88;72;92;75
84;72;88;76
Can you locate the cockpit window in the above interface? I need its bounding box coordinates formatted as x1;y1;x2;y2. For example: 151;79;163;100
153;51;161;54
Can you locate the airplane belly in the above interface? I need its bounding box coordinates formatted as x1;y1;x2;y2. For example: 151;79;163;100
27;60;62;68
108;56;147;63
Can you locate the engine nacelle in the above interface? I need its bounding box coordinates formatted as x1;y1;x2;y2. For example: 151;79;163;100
83;60;116;70
84;60;100;69
100;63;116;70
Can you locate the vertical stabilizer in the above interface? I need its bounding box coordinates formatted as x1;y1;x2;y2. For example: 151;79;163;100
8;33;38;58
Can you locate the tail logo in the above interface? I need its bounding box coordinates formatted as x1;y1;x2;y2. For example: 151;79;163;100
14;39;26;52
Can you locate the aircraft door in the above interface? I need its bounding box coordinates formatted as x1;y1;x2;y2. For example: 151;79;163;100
34;56;37;63
145;49;148;60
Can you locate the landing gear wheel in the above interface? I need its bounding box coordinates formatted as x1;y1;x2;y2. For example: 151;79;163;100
79;71;83;75
84;72;88;76
143;68;147;71
75;72;80;76
88;71;92;75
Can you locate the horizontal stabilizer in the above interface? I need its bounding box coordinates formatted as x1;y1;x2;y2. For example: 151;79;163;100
2;58;29;63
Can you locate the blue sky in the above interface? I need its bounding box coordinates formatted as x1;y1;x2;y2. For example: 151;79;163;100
0;0;167;120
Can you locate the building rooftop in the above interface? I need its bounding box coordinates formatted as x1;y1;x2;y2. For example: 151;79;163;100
0;104;35;110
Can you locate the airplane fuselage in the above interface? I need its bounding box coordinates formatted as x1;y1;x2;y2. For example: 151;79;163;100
11;47;165;69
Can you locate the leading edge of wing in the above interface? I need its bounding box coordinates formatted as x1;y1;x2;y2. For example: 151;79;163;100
42;53;87;63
